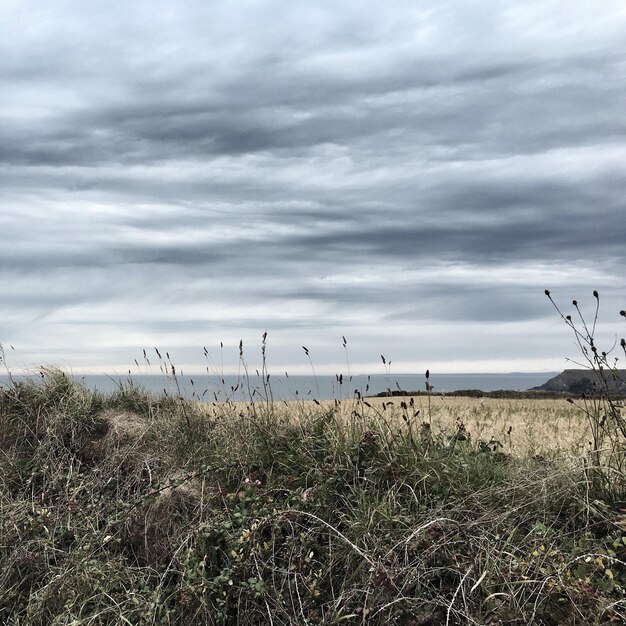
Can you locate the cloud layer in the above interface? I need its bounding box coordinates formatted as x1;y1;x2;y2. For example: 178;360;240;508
1;0;625;374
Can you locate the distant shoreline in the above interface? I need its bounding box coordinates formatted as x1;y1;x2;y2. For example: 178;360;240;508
369;388;578;400
0;370;562;402
373;368;626;400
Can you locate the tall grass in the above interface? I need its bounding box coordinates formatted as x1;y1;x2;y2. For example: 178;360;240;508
545;290;626;499
1;364;625;625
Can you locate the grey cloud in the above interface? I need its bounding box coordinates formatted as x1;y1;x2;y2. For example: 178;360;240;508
1;0;625;372
109;244;230;267
3;48;624;168
382;286;553;324
280;210;626;266
257;281;550;323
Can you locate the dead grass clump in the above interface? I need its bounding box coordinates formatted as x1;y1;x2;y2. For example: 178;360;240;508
80;408;149;465
128;472;204;566
101;408;148;441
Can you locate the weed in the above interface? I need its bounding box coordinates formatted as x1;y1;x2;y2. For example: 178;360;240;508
545;290;626;499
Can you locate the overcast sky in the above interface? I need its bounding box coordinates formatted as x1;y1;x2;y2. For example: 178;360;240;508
1;0;625;376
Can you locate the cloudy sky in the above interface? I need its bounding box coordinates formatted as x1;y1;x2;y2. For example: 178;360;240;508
1;0;625;376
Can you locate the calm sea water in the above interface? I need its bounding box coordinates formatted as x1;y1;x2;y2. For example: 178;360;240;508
0;372;558;401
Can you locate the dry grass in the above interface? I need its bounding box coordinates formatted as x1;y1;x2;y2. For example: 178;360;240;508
199;395;588;457
1;370;625;625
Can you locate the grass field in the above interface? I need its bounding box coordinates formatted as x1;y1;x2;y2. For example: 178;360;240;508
1;370;625;625
201;394;589;458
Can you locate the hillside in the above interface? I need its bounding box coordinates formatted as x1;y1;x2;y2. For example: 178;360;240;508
532;368;626;395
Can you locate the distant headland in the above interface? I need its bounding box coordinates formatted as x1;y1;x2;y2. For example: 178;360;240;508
371;369;626;399
530;369;626;395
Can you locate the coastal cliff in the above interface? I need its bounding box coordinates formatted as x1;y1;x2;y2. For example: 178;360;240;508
532;369;626;395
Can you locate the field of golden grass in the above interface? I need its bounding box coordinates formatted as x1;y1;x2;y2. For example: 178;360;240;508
200;395;589;458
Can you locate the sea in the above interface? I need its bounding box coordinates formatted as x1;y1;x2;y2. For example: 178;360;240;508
0;372;558;402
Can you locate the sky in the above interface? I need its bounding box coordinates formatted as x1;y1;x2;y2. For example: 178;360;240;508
1;0;625;376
